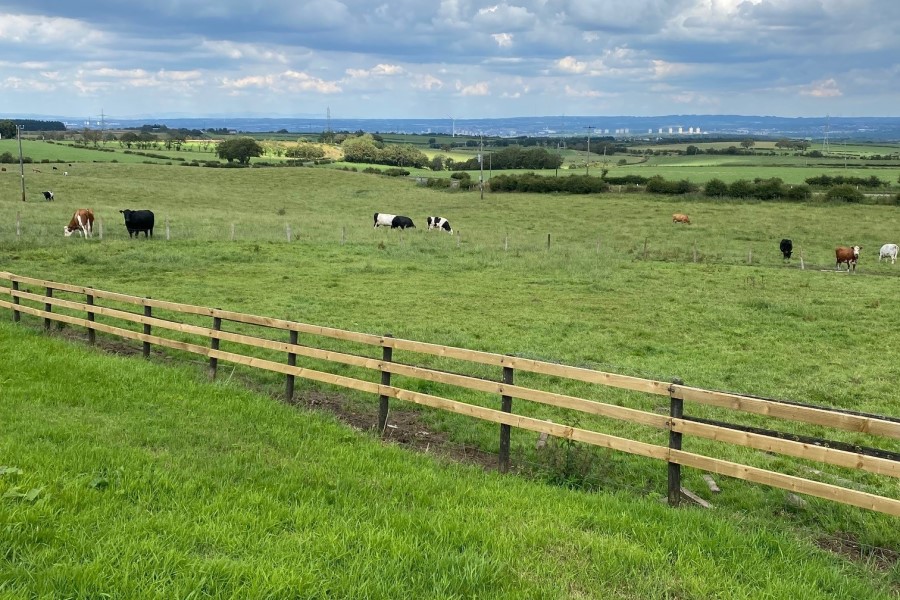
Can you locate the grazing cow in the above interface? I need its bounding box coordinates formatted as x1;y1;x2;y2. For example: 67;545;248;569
52;166;58;170
426;216;453;233
64;209;94;238
42;190;54;201
672;213;691;224
119;209;155;238
373;212;415;229
835;245;861;272
879;243;899;265
779;238;793;259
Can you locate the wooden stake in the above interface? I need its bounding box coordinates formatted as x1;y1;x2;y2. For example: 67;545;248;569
286;223;292;242
98;218;103;240
231;223;235;241
341;226;346;245
165;218;170;241
16;212;20;237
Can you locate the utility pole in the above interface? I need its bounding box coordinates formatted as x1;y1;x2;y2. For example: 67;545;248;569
585;126;595;176
479;134;484;200
17;124;25;202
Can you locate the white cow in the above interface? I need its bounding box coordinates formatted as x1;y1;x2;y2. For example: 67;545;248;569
879;243;899;264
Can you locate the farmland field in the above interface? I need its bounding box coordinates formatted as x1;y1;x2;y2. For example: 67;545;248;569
2;157;900;595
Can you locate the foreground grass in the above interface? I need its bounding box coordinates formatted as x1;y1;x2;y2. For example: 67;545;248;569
0;320;896;599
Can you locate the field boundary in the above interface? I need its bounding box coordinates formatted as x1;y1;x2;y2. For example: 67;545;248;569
2;270;899;516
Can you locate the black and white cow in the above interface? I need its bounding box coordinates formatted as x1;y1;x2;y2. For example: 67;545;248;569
374;212;415;229
119;209;155;238
426;216;453;233
779;238;793;259
42;190;54;201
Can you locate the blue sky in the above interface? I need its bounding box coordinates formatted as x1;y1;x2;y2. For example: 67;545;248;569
0;0;897;120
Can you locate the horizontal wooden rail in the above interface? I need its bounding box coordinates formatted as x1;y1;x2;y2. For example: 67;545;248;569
4;271;898;440
3;271;900;516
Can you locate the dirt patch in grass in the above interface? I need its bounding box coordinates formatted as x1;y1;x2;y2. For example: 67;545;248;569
815;531;899;574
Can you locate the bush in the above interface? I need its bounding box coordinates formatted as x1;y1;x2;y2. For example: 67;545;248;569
646;176;697;195
825;185;865;203
704;178;728;197
784;185;811;201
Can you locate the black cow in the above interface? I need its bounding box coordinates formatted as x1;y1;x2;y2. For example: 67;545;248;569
390;215;415;229
42;190;54;201
119;209;155;238
779;239;793;259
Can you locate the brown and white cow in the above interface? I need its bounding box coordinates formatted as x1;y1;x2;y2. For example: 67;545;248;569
835;245;861;271
64;209;95;238
672;213;691;224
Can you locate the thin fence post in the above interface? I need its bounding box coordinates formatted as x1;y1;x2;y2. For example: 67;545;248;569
286;329;298;401
800;248;805;270
341;226;346;246
596;238;601;254
142;302;152;358
231;223;235;241
286;223;292;243
456;231;461;248
499;360;514;473
378;333;394;435
44;287;52;329
209;315;221;380
16;212;21;238
643;238;648;259
98;218;103;240
12;280;20;322
748;248;753;265
668;377;685;507
547;233;551;251
86;292;95;344
504;233;508;252
165;218;170;241
692;242;698;263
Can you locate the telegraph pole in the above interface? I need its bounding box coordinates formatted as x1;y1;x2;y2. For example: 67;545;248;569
17;124;25;202
479;134;484;200
585;126;595;176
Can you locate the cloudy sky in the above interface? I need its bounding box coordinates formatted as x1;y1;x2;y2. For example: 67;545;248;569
0;0;897;120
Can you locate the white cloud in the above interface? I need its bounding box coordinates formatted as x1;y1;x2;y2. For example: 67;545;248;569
492;33;513;48
412;74;444;90
346;63;405;78
556;56;587;74
456;81;490;96
801;78;842;97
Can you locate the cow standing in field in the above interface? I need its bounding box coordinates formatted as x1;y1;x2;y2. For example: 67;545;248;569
672;213;690;224
119;209;155;238
426;216;453;233
779;239;793;259
835;245;861;272
64;209;94;238
42;190;54;201
374;212;415;229
879;243;899;264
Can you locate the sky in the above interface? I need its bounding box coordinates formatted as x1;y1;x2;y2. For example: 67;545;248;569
0;0;898;120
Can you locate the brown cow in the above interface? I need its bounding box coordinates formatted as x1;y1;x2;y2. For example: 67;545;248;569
672;213;691;224
835;245;861;271
64;209;95;238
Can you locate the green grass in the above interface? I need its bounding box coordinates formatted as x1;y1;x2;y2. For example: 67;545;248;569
2;162;900;593
1;320;897;599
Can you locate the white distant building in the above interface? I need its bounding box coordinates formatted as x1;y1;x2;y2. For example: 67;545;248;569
658;128;663;134
678;126;683;134
688;127;694;134
668;127;673;134
648;129;653;134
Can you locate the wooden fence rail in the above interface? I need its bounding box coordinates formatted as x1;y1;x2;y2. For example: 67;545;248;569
1;271;899;516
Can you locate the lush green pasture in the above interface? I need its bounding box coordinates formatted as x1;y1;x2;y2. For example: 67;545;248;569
2;163;900;579
2;321;899;599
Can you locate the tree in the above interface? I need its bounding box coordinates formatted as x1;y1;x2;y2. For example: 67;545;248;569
119;132;139;149
740;139;755;149
825;185;864;203
216;138;263;164
0;120;16;140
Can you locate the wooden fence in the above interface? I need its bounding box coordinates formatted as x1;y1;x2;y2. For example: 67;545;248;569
1;271;899;516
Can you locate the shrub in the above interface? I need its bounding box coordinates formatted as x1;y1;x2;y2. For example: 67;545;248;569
704;178;729;197
825;185;864;203
784;185;811;201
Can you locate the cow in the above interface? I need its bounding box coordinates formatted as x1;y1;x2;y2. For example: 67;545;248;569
879;243;899;265
42;190;54;201
835;245;861;272
672;213;691;224
119;209;155;238
373;212;415;229
52;166;58;170
426;216;453;233
779;239;793;259
63;209;94;238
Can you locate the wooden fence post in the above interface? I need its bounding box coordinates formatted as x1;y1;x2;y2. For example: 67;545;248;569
231;223;235;241
286;329;298;401
143;303;152;358
341;226;346;245
456;231;461;248
643;238;649;259
16;212;21;238
378;334;394;435
800;248;805;270
44;287;53;329
86;292;95;344
504;233;508;252
668;377;685;507
11;280;20;322
499;360;514;473
165;218;171;241
286;223;292;243
98;218;103;240
209;315;221;380
748;248;753;265
692;243;698;263
547;233;551;251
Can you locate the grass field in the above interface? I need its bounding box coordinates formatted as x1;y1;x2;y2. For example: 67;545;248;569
3;321;897;598
1;158;900;593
